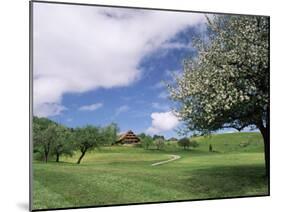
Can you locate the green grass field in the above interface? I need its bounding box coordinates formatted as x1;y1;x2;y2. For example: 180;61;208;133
32;132;268;210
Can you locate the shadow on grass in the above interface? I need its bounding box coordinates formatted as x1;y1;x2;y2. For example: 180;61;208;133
33;160;80;166
180;164;268;198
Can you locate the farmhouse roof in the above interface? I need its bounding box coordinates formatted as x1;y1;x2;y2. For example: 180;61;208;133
116;130;140;144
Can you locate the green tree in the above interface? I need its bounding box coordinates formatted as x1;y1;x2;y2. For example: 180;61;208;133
74;126;102;164
102;123;119;145
178;137;190;150
153;134;165;141
154;138;165;150
140;134;153;150
52;125;74;162
33;117;58;163
168;15;269;175
138;133;146;140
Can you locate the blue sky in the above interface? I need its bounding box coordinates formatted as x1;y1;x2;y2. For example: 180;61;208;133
49;27;201;138
33;3;210;138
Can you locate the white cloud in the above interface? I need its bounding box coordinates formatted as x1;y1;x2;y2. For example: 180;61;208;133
33;3;206;117
34;103;67;117
152;102;170;111
146;111;180;134
79;103;103;111
115;105;130;116
160;42;190;49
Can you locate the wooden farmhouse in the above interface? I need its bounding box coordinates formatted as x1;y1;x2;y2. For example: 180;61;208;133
116;130;140;144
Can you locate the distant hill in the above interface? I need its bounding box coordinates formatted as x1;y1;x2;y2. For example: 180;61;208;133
193;132;264;153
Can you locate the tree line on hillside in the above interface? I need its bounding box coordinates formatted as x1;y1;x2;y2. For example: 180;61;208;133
138;133;199;151
33;117;119;164
33;116;200;164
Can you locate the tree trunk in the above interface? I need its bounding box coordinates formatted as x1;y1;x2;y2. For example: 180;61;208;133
44;151;48;163
259;125;269;177
56;153;60;162
209;144;213;152
44;148;49;163
77;149;87;164
44;143;51;163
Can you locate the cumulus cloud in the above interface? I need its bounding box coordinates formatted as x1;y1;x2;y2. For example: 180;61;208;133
33;3;206;117
79;103;103;111
146;111;179;134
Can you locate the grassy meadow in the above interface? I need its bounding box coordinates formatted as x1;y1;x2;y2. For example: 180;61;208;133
32;132;268;210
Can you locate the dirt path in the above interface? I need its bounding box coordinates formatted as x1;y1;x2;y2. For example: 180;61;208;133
151;154;181;166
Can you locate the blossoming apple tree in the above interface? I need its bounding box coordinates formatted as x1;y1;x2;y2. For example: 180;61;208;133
168;15;269;175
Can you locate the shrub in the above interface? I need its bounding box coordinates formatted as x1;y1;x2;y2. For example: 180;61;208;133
178;137;190;150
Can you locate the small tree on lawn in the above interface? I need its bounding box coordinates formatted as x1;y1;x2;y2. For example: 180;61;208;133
141;135;153;150
52;125;74;162
155;138;165;150
102;123;119;145
33;117;58;163
178;137;191;150
74;125;102;164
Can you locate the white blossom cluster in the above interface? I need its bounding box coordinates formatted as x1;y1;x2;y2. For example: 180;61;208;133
168;15;269;133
